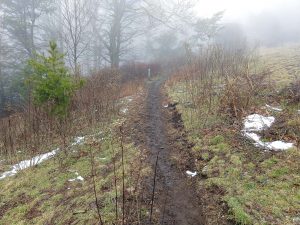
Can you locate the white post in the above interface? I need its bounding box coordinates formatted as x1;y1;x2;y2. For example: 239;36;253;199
148;67;151;79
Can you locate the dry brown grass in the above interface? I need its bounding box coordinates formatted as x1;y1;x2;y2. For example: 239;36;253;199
0;69;122;163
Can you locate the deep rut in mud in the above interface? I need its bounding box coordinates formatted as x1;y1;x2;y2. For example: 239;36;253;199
141;79;205;225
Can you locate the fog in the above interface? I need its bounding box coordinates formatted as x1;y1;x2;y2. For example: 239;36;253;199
196;0;300;46
1;0;300;116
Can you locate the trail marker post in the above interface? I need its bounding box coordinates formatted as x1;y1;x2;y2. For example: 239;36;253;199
148;67;151;80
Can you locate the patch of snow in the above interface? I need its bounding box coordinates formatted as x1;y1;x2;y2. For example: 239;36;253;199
72;137;85;146
0;148;59;180
186;170;197;177
163;104;169;108
243;114;275;132
68;171;84;182
77;176;84;181
120;96;134;104
242;114;294;151
69;176;84;182
243;132;260;142
121;108;128;114
243;132;262;143
264;141;294;151
124;96;133;102
243;132;293;151
265;104;283;112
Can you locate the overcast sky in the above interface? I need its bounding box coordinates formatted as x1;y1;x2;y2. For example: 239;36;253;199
195;0;298;21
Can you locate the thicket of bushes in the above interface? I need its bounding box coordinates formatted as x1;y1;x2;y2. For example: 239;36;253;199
0;43;122;161
169;44;271;125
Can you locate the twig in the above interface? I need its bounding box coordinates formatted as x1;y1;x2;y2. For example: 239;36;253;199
119;125;126;225
89;144;104;225
149;152;159;224
111;138;118;223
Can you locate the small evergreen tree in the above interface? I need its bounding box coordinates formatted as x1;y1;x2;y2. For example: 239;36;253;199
27;41;82;118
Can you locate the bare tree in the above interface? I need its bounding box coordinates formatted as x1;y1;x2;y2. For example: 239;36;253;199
0;14;15;115
141;0;197;31
97;0;219;68
1;0;54;58
90;15;103;71
60;0;97;76
100;0;144;68
193;11;224;44
0;17;6;114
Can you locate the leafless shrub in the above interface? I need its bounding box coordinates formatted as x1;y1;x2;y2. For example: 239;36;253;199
73;69;120;127
281;79;300;104
120;62;161;83
169;43;271;127
0;69;121;161
218;49;271;119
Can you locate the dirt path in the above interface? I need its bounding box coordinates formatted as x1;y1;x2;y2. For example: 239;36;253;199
130;78;205;225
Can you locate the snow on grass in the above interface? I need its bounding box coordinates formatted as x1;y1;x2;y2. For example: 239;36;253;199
71;136;85;146
243;114;275;132
265;104;283;112
243;132;293;151
264;141;294;151
0;134;95;181
243;132;262;143
186;170;197;177
120;108;128;114
120;95;134;104
68;172;84;182
126;97;133;102
123;96;133;102
242;114;294;151
0;148;59;180
119;95;135;115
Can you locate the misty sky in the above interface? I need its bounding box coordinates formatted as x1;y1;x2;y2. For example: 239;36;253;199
195;0;299;21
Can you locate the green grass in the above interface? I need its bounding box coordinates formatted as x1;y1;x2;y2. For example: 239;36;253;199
0;121;146;224
166;80;300;225
201;152;210;161
227;197;253;225
210;135;225;145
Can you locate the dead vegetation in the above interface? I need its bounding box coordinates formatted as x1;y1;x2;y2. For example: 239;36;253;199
168;44;271;125
0;69;121;162
0;68;149;224
281;78;300;104
166;43;300;224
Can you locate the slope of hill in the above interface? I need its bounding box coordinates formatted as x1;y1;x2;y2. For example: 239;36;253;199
164;45;300;225
260;44;300;87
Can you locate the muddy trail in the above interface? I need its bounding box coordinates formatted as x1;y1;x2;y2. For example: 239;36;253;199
129;78;206;225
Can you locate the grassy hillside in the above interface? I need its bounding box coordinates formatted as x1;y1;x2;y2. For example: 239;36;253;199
165;45;300;225
0;95;149;224
260;44;300;87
